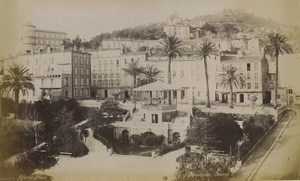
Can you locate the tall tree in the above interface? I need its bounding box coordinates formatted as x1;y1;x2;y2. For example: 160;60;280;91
157;35;183;84
0;63;35;117
122;60;145;109
264;33;292;108
218;64;246;108
141;65;163;85
157;35;183;105
195;40;215;108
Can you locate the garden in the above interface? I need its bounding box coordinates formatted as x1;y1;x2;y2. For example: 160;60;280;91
174;108;275;180
0;98;91;179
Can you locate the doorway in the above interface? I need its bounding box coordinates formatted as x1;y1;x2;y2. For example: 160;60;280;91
104;89;108;98
124;90;129;99
265;91;271;104
222;93;228;103
239;94;244;103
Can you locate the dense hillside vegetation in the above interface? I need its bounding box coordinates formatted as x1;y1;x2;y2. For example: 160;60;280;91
64;9;300;50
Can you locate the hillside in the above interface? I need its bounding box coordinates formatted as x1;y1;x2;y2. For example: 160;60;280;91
190;9;300;39
77;9;300;50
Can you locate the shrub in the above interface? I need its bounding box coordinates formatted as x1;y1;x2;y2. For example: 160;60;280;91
130;134;142;146
239;141;252;160
243;115;273;145
54;128;89;157
0;151;58;178
141;132;164;146
71;141;89;157
1;97;15;117
94;126;114;142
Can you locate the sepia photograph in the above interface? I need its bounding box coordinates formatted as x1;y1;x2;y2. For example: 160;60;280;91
0;0;300;180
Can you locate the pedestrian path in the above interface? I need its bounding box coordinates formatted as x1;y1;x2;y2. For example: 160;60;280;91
229;110;295;181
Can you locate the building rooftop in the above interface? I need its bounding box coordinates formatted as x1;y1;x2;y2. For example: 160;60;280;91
23;21;36;27
220;54;262;63
36;29;67;34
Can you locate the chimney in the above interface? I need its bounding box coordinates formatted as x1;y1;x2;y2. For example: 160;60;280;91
73;45;77;51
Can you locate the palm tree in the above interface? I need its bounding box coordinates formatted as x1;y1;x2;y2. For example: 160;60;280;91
218;64;246;108
141;65;163;85
195;40;215;108
157;35;183;105
157;35;183;84
264;33;292;108
0;63;35;117
122;60;145;109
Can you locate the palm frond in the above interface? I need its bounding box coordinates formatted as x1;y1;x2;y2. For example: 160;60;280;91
218;64;246;90
0;63;35;100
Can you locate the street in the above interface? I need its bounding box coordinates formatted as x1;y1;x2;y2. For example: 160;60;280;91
229;109;299;181
252;108;300;180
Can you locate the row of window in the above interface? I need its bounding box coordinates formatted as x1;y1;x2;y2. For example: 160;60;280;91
74;56;89;65
74;88;90;97
47;74;61;78
35;39;62;46
74;67;90;75
92;79;121;87
216;82;260;90
35;32;65;39
92;73;120;79
74;77;90;86
246;72;259;81
97;58;138;68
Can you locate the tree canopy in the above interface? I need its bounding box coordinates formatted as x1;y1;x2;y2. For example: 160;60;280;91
188;111;243;153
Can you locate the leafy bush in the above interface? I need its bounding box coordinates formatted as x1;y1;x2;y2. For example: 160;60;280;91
71;141;89;157
0;151;57;178
0;127;36;162
94;126;114;142
141;132;164;146
239;141;252;160
130;134;142;146
188;111;243;154
1;97;15;117
243;115;274;145
54;128;89;157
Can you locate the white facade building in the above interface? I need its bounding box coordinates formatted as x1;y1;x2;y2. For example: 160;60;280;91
2;49;91;102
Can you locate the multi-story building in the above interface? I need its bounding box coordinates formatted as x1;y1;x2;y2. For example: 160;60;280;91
163;16;191;40
163;25;191;40
2;48;91;102
21;21;67;53
95;37;273;107
89;49;147;100
216;51;270;105
146;54;219;104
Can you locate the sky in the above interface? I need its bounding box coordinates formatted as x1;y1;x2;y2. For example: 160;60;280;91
1;0;300;57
